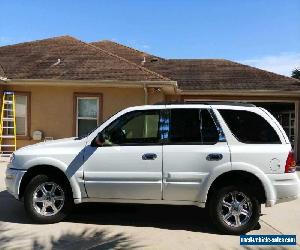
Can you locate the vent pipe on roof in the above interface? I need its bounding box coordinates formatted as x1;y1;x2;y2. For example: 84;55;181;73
0;76;8;81
141;56;146;65
52;58;61;66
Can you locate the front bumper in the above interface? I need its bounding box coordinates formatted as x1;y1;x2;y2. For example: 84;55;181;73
5;165;26;200
266;172;300;206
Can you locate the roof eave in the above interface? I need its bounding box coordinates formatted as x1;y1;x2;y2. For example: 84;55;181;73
180;89;300;97
0;78;178;94
4;78;176;85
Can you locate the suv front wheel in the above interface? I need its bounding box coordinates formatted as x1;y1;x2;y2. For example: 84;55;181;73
208;185;261;234
24;174;73;223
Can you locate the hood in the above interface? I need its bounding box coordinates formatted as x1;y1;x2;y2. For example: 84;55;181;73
16;137;84;152
11;136;89;170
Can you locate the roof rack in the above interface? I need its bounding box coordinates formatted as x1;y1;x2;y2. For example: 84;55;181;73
154;101;256;107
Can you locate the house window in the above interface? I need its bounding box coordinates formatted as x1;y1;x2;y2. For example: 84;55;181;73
15;94;28;136
76;96;101;137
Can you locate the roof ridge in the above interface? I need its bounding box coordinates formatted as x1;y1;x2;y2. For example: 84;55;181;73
0;35;78;48
92;40;164;60
85;41;170;81
167;58;227;61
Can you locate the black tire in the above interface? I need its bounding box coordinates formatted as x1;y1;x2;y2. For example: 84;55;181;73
24;174;73;223
208;185;261;235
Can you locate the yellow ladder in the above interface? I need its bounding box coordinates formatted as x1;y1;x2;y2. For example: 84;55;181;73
0;91;17;157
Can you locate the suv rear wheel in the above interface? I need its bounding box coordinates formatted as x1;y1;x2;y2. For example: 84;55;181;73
208;185;260;234
24;174;73;223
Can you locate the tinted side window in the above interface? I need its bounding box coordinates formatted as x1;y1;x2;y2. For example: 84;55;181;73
201;109;220;144
104;110;160;144
169;109;219;144
219;109;281;144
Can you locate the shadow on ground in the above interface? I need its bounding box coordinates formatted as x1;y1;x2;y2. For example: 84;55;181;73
68;202;216;233
0;223;139;250
0;190;217;234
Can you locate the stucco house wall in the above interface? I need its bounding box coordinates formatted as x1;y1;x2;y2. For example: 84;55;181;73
0;83;165;148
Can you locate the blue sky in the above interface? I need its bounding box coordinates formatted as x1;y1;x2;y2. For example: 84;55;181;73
0;0;299;76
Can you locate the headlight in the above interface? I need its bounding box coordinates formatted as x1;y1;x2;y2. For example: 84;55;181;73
9;153;15;164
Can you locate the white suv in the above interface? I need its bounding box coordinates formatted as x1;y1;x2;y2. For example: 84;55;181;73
5;103;300;234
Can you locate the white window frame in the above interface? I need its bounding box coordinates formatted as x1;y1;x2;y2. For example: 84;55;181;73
15;94;28;136
76;97;99;136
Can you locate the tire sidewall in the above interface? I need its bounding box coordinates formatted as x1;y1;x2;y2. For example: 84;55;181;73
208;185;261;235
24;174;73;223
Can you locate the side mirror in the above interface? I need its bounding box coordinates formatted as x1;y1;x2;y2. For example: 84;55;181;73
91;132;106;147
97;133;105;143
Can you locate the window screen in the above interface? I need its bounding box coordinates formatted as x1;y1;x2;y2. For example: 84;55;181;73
219;109;281;144
169;109;219;144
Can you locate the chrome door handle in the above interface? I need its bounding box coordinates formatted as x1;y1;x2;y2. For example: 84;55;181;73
206;153;223;161
142;153;157;160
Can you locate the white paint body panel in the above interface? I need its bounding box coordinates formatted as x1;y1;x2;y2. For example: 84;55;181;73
5;104;300;208
163;142;230;201
83;145;162;199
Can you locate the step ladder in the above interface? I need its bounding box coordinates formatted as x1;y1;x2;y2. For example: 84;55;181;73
0;91;17;157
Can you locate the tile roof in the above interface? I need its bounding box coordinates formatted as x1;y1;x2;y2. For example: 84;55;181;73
91;41;300;91
0;36;168;81
144;59;300;91
90;40;162;66
1;36;299;92
0;63;6;78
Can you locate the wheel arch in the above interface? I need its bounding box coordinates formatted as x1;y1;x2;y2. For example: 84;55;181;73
205;170;269;206
19;164;83;201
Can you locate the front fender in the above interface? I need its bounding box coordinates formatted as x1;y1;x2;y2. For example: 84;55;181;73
21;157;86;200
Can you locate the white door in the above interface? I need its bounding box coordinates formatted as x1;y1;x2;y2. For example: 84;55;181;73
162;108;231;201
83;109;163;200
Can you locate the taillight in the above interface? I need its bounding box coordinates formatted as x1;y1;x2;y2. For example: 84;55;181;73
285;151;296;173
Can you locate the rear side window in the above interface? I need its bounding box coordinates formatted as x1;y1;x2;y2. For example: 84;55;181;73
169;109;219;144
219;109;281;144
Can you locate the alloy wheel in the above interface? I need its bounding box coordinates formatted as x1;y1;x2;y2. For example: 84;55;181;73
219;191;252;227
32;182;65;216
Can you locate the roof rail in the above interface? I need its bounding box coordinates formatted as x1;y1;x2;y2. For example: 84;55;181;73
154;101;256;107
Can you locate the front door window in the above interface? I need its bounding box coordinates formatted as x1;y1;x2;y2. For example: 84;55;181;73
102;110;161;145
